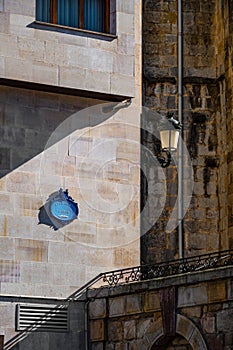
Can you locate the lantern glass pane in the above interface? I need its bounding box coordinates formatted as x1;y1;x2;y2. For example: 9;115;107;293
160;130;179;151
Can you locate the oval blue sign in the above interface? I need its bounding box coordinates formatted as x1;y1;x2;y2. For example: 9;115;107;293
50;200;78;222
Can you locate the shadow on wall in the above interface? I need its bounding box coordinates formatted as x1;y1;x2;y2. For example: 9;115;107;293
0;85;122;178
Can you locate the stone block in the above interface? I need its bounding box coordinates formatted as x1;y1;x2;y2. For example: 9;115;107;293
123;320;136;340
5;57;33;81
179;306;202;318
205;334;224;350
144;291;160;311
0;260;20;283
20;262;53;285
109;296;125;317
178;284;208;307
113;54;134;76
6;215;34;239
0;56;5;77
89;299;106;319
6;171;36;194
217;309;233;332
90;320;105;341
15;238;48;262
32;62;58;86
208;281;226;303
187;233;207;250
89;49;113;73
126;294;142;314
0;178;6;192
115;343;128;350
1;282;35;295
0;237;14;260
201;313;216;333
59;67;86;90
85;70;111;93
117;1;134;14
108;321;123;341
67;46;90;69
137;318;154;339
110;74;134;96
225;333;233;346
5;0;35;16
0;193;14;215
0;304;14;327
0;0;3;11
48;241;88;265
53;263;86;286
117;13;134;35
0;125;25;148
117;33;135;56
58;34;88;47
116;141;139;163
0;13;9;34
91;343;104;350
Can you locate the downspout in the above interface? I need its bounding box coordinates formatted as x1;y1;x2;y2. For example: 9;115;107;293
178;0;184;259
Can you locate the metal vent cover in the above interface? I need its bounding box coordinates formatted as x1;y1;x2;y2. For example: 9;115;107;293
16;304;69;332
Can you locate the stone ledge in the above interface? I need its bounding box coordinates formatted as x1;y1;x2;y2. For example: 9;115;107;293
87;266;233;299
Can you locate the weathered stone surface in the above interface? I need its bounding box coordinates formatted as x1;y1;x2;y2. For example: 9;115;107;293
109;296;125;317
178;284;208;307
123;320;136;340
90;320;105;341
89;299;106;319
144;291;160;312
108;321;123;341
217;309;233;332
208;281;226;303
126;294;142;314
15;239;48;262
201;313;216;333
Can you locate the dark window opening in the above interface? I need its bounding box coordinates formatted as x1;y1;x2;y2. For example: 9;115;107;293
36;0;111;34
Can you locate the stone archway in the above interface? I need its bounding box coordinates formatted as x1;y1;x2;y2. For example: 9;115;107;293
142;314;208;350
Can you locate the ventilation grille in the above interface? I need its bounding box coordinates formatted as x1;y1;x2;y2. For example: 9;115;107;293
16;304;69;332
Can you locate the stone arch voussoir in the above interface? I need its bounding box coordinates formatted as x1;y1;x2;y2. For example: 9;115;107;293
141;314;208;350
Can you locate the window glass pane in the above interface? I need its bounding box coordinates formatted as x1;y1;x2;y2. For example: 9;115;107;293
84;0;104;32
36;0;50;22
58;0;79;27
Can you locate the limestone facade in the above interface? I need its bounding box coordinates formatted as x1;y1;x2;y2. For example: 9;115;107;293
0;0;142;299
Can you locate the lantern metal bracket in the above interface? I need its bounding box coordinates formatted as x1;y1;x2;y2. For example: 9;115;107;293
157;149;172;168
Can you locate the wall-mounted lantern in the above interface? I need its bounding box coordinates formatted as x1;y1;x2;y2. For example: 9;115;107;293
156;112;182;168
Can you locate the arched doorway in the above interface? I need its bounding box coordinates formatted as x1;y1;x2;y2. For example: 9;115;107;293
151;334;193;349
142;314;208;350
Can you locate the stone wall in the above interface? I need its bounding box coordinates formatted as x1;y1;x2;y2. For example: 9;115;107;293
0;85;140;298
0;0;135;97
88;267;233;350
0;0;142;300
142;0;232;262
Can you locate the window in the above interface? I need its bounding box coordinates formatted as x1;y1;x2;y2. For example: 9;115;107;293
36;0;111;34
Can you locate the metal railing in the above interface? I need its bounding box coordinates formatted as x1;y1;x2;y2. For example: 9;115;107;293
68;249;233;300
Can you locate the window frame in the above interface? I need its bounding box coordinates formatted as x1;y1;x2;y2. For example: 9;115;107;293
41;0;111;34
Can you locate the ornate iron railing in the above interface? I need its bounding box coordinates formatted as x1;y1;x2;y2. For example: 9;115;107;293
100;250;233;287
67;250;233;300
